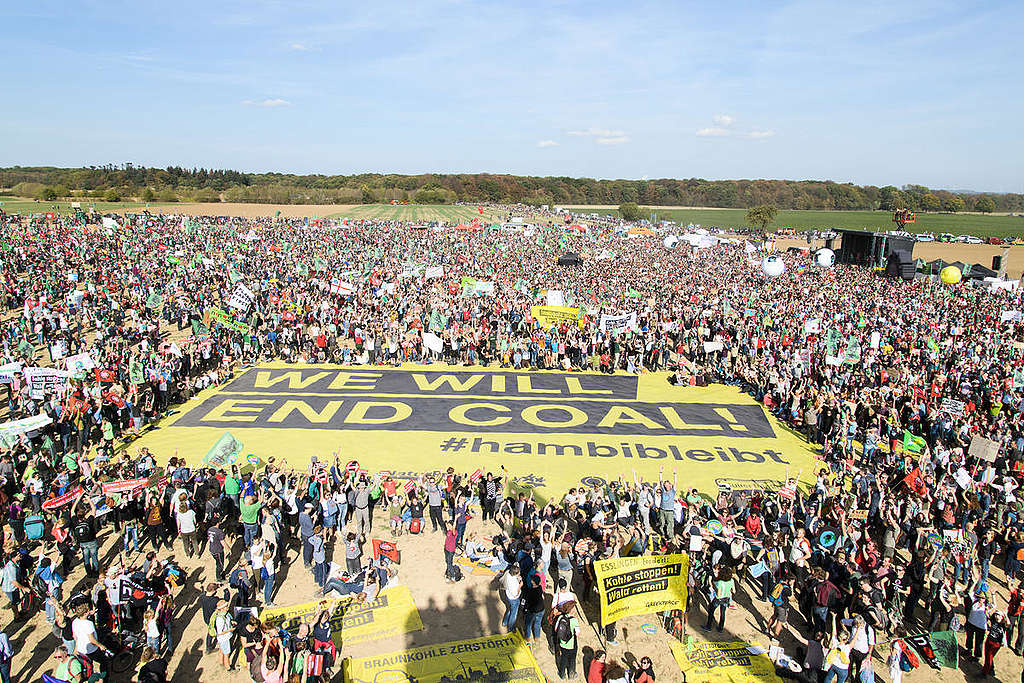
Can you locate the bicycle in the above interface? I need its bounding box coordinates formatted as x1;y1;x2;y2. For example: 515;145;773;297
109;630;146;674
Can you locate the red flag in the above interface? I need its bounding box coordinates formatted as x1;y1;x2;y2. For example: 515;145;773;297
477;206;483;215
94;368;116;383
470;468;484;484
103;391;124;409
372;538;399;563
282;310;296;321
403;479;416;494
45;212;56;221
902;467;928;497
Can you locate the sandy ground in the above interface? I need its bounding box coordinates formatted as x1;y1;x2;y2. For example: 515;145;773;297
8;441;1024;683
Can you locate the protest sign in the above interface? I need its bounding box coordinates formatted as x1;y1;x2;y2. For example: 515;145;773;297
940;398;965;416
24;367;69;399
968;435;1000;463
0;412;53;449
64;353;95;378
0;362;22;385
670;641;780;683
261;585;422;647
593;554;689;625
227;283;256;311
530;305;581;328
43;486;82;511
101;477;150;495
599;312;636;333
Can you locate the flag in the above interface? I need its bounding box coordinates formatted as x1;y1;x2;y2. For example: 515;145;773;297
902;467;928;497
372;538;399;563
329;279;354;296
926;337;939;352
477;206;483;215
94;368;116;383
145;292;163;310
203;432;243;467
903;431;927;455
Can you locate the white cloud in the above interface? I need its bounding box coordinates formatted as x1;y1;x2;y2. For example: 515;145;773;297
537;140;559;148
242;98;292;107
712;114;734;127
288;43;310;51
696;127;731;137
568;127;626;138
746;130;776;139
596;136;629;145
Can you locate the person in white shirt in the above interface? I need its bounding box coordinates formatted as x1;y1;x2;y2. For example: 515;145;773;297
840;615;875;680
500;565;523;631
71;604;112;664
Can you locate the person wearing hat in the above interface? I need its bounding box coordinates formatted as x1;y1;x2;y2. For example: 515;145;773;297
299;501;316;569
212;598;235;672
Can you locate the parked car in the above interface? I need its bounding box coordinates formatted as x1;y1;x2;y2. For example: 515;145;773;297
938;233;956;243
988;237;1006;244
958;235;984;244
916;232;935;242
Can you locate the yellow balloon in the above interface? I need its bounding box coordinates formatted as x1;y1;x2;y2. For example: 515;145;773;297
940;266;962;284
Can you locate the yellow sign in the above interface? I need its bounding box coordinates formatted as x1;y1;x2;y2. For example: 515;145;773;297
128;364;817;501
594;554;689;625
670;641;781;683
341;632;544;683
260;585;422;647
530;305;581;328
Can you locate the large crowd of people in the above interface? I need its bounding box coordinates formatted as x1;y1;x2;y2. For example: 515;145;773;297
0;207;1023;682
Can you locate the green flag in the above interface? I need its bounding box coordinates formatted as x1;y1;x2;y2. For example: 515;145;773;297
903;430;926;456
129;359;144;385
203;432;244;467
228;267;243;283
926;337;939;352
167;256;180;264
17;338;33;357
145;292;163;310
921;630;958;669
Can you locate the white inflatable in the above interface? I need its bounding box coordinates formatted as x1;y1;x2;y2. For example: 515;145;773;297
761;256;786;277
663;235;680;249
814;248;836;268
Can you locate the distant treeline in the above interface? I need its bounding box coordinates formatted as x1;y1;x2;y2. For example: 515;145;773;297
1;164;1020;212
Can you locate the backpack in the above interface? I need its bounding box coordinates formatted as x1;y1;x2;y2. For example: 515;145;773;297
24;514;45;540
448;565;463;582
769;582;787;607
209;610;226;637
71;654;95;680
556;614;573;642
230;567;248;588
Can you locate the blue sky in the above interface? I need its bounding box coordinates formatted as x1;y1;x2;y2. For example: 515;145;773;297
2;0;1022;192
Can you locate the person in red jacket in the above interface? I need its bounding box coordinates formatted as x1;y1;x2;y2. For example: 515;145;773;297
586;649;606;683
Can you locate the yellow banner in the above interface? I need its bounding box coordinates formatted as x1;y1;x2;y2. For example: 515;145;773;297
594;553;689;625
260;585;422;647
341;632;544;683
531;305;581;328
128;364;817;503
670;641;781;683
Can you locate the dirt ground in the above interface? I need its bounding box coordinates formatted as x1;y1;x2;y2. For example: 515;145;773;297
8;450;1024;683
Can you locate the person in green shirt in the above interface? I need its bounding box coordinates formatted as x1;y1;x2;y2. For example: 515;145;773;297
701;566;736;633
224;466;241;513
240;491;264;547
554;604;579;679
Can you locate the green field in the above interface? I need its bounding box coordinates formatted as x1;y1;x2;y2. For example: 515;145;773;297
0;198;171;215
325;204;497;223
566;207;1024;237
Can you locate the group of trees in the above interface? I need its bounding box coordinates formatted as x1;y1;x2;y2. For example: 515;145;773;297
1;165;1020;211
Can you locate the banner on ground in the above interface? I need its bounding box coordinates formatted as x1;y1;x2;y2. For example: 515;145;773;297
594;553;689;625
341;632;543;683
25;367;69;399
671;641;780;682
599;312;636;333
203;432;244;467
228;283;256;312
133;364;819;505
261;585;422;647
531;305;581;329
